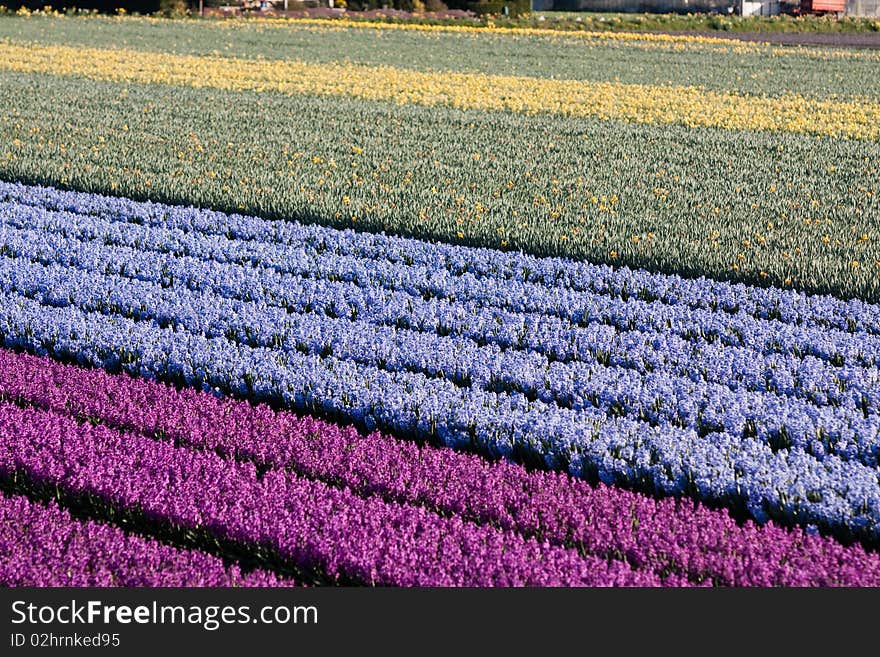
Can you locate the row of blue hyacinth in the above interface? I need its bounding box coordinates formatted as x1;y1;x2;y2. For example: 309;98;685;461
0;251;878;470
2;203;878;414
2;180;878;339
1;200;878;463
1;199;877;373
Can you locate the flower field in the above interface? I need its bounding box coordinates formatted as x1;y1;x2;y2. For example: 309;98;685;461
1;13;879;587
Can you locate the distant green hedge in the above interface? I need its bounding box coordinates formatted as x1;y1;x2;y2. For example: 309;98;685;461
473;0;531;16
447;0;532;17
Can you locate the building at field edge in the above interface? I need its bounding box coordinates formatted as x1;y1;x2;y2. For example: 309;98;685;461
847;0;880;15
532;0;879;13
531;0;736;11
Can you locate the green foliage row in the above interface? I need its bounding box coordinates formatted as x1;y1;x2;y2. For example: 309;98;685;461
1;72;876;301
0;15;878;101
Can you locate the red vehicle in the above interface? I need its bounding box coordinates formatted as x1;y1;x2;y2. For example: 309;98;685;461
799;0;847;14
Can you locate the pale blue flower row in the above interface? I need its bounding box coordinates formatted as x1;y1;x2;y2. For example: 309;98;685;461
2;180;877;337
2;207;877;417
2;199;877;374
0;251;877;471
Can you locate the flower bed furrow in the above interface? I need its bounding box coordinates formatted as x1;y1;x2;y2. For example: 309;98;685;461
0;400;660;587
0;291;877;544
0;491;288;587
3;181;876;337
1;348;878;586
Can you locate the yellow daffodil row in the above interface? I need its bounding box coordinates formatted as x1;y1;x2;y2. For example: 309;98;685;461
237;16;747;45
0;10;754;47
8;12;880;62
2;41;878;140
222;17;880;62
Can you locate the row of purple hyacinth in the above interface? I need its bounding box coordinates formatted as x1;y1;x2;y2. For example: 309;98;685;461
0;400;661;586
2;348;877;585
3;181;876;335
0;290;877;545
0;252;876;469
0;491;289;587
3;200;877;376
